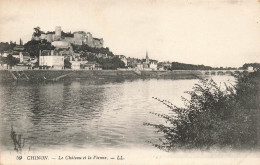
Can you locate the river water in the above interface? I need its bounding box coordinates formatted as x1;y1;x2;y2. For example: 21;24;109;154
0;76;235;151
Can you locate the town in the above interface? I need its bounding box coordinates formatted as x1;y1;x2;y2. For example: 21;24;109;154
0;26;258;73
0;26;171;71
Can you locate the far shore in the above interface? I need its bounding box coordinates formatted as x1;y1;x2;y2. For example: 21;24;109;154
0;69;204;82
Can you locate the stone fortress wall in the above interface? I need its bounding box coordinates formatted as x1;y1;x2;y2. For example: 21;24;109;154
32;26;104;48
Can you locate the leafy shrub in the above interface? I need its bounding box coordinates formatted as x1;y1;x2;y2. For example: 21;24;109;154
145;70;260;151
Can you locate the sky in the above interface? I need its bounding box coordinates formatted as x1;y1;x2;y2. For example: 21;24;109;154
0;0;259;67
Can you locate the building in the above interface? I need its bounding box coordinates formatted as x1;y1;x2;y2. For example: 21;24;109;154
150;60;158;70
32;26;104;48
135;51;158;70
82;62;102;70
12;51;20;59
39;50;64;69
0;52;9;57
11;44;30;63
136;63;143;70
54;26;61;41
92;38;103;48
70;61;81;70
51;41;70;49
0;64;8;70
14;63;31;70
248;66;254;72
18;52;30;63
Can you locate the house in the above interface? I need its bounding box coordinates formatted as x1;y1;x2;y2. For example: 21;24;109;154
0;64;8;70
149;60;158;70
1;51;10;57
82;62;102;70
11;44;30;63
136;63;143;70
70;61;81;70
39;50;64;69
12;51;20;59
14;63;31;70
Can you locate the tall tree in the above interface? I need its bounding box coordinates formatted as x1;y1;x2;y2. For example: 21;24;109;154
33;27;42;37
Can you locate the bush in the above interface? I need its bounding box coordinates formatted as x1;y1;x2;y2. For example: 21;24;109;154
145;70;260;151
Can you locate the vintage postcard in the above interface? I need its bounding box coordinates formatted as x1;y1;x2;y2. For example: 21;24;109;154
0;0;260;164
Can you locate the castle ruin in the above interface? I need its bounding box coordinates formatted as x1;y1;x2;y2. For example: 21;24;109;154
32;26;104;48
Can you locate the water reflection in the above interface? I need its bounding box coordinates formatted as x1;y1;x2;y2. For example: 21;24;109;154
11;125;25;152
0;76;234;151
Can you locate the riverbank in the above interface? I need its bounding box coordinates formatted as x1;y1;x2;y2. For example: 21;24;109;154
0;70;203;82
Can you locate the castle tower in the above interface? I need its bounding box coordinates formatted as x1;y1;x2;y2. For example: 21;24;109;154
87;32;93;47
146;51;149;63
54;26;61;40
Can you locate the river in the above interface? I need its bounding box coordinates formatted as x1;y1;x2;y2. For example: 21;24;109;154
0;76;235;151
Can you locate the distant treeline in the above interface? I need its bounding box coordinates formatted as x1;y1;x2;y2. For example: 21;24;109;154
242;63;260;70
171;62;212;70
0;42;17;52
171;62;239;70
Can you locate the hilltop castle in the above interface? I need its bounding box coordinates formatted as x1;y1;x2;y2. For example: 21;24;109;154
32;26;104;48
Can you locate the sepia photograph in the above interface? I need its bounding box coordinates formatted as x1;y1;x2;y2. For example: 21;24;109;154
0;0;259;164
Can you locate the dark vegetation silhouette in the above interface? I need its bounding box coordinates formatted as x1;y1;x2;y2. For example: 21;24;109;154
171;62;237;70
145;70;260;151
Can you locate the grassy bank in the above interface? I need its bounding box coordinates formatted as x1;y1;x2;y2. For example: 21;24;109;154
0;70;202;82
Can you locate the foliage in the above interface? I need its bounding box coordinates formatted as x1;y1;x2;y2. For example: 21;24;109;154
0;42;17;52
64;59;72;69
61;31;73;37
72;44;114;57
145;71;260;151
171;62;238;70
73;44;125;69
171;62;213;70
24;40;54;57
242;63;260;70
33;27;42;37
97;56;125;70
0;55;19;66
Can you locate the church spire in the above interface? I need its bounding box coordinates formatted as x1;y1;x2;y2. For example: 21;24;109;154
146;51;149;63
